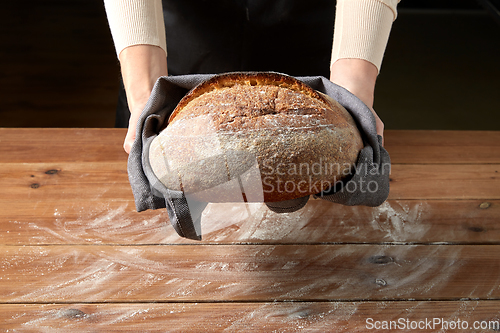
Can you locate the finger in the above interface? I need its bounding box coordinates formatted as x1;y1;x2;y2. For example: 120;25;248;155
123;128;136;154
369;108;384;146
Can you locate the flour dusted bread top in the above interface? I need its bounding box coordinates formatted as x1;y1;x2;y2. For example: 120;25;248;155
149;72;364;203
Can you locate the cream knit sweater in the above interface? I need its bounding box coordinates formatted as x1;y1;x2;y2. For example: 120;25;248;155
104;0;399;72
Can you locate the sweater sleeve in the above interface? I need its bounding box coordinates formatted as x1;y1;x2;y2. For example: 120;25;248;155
331;0;400;72
103;0;167;57
103;0;397;70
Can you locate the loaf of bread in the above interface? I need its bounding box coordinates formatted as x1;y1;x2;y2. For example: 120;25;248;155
149;72;363;203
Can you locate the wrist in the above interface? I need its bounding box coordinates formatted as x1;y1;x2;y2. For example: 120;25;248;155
119;44;168;114
329;58;377;108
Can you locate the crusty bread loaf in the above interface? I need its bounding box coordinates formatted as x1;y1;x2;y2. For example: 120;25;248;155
149;72;363;203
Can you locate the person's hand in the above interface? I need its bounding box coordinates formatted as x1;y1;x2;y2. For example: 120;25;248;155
119;45;168;154
330;58;384;145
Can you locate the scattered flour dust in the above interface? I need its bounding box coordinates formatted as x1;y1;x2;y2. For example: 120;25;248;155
21;203;170;244
199;202;312;241
370;201;431;242
221;302;360;333
199;200;432;242
200;202;264;238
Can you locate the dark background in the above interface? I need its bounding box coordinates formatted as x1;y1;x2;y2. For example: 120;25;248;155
1;0;499;130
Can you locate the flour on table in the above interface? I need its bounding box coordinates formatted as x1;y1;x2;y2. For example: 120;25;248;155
370;201;431;242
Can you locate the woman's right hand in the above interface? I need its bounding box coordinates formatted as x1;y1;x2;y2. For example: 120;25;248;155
330;58;384;145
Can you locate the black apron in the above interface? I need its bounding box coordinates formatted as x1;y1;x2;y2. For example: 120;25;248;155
116;0;336;127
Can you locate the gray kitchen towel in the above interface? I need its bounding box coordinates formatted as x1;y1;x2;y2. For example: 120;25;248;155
128;73;391;240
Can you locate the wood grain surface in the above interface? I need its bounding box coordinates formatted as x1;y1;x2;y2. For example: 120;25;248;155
0;128;499;332
0;199;497;245
1;244;500;303
1;301;500;332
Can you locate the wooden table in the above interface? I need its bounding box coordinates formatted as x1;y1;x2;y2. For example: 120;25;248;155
1;128;499;332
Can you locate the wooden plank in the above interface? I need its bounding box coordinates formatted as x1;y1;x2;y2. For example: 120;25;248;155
1;129;500;164
388;164;500;200
0;162;131;201
1;244;500;303
0;128;127;163
385;130;500;148
1;162;498;201
0;200;498;245
384;130;500;164
0;201;170;246
1;301;500;332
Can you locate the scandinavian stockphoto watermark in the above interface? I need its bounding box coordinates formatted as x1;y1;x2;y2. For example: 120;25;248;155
365;317;500;331
260;158;391;195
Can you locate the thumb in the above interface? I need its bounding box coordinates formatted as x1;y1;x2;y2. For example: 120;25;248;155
123;111;142;154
